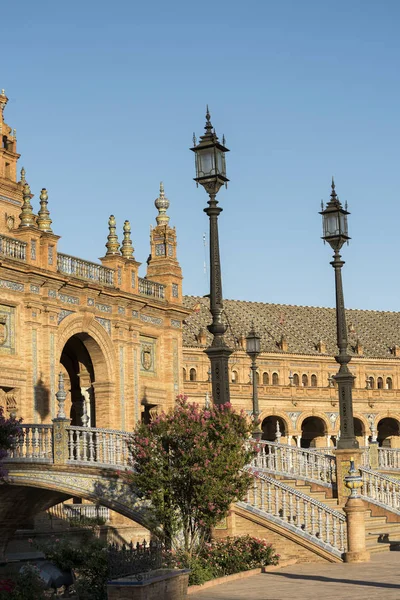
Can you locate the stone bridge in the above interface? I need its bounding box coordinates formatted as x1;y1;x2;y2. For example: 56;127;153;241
0;418;156;559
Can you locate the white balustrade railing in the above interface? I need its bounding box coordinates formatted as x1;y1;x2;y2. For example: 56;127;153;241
378;447;400;470
0;234;27;261
6;425;53;462
50;503;110;522
242;467;346;557
360;467;400;514
57;253;115;286
66;426;132;468
251;440;336;486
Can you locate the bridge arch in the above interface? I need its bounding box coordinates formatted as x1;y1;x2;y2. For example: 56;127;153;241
57;315;117;428
3;465;157;540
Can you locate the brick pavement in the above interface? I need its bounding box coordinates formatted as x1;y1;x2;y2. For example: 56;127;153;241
189;552;400;600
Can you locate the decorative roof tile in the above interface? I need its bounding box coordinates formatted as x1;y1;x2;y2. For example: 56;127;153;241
182;296;400;359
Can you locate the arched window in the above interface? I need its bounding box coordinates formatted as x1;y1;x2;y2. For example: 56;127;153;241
302;374;309;387
369;376;375;389
255;372;260;384
189;368;197;382
386;377;393;390
293;373;300;386
182;368;187;381
311;374;317;387
231;370;238;383
272;372;279;385
377;377;383;389
263;372;269;385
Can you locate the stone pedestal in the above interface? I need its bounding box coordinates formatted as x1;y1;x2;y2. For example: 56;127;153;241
369;442;379;469
343;497;370;563
334;448;364;505
107;569;189;600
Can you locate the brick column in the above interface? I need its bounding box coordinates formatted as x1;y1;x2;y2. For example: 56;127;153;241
343;497;370;563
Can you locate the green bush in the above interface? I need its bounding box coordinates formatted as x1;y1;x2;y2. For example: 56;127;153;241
38;533;108;600
0;564;47;600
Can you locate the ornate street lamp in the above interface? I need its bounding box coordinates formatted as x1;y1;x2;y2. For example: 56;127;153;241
246;324;262;440
191;108;231;405
320;179;358;449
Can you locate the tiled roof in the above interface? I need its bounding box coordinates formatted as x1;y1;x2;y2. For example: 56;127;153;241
182;296;400;359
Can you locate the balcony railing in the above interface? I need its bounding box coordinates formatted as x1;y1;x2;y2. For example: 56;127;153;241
138;277;165;300
57;253;115;286
0;234;27;261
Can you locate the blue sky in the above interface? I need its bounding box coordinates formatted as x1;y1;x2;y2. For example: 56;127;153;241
2;1;400;310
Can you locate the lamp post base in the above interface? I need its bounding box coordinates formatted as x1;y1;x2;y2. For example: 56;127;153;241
252;428;262;441
204;345;232;406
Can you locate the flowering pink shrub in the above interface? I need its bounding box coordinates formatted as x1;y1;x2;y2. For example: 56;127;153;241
129;395;255;554
162;535;279;585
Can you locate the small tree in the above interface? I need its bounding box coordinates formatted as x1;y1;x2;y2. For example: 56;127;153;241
0;406;22;478
128;396;255;555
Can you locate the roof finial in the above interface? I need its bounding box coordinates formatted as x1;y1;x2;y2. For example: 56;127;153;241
204;105;213;134
121;220;134;258
155;181;170;226
330;176;338;202
105;215;121;255
19;183;36;228
37;188;53;232
20;167;26;184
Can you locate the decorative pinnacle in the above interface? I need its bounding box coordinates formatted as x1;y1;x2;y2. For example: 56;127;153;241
121;220;134;258
155;181;170;226
105;215;121;255
19;183;35;228
0;89;7;114
55;372;67;419
37;188;53;232
20;167;26;184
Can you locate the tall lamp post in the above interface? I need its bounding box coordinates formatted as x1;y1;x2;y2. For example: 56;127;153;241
320;179;358;449
246;324;262;440
191;108;232;406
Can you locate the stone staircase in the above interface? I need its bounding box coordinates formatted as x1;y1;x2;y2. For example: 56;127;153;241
274;475;400;555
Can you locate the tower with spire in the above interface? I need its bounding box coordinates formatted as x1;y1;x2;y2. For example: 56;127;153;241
146;182;182;303
0;89;23;235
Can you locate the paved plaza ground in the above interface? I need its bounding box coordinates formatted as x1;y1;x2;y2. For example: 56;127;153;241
189;552;400;600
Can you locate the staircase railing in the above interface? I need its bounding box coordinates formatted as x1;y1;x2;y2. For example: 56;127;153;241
251;440;336;487
241;467;346;557
360;466;400;514
66;426;132;468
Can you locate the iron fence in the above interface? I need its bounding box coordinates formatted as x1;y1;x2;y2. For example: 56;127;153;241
107;539;163;581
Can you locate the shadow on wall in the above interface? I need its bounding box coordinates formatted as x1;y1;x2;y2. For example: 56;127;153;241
34;375;51;422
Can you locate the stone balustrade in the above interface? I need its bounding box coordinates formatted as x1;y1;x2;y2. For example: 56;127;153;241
50;502;110;522
7;424;53;462
243;467;347;557
138;277;165;300
67;425;132;468
0;234;27;261
57;253;115;286
378;447;400;470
